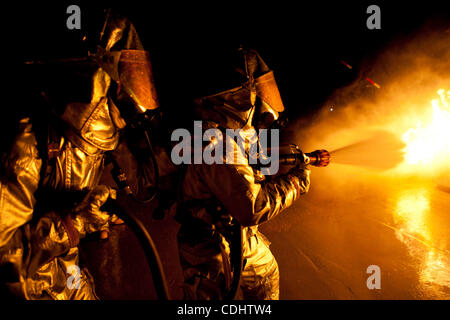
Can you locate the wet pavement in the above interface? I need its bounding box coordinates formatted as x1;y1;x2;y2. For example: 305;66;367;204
262;165;450;299
80;156;450;300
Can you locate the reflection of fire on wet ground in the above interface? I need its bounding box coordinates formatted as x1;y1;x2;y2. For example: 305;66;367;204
393;186;450;298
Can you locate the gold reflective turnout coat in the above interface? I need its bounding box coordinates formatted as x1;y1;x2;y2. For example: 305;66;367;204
177;47;310;299
0;68;119;300
177;123;311;300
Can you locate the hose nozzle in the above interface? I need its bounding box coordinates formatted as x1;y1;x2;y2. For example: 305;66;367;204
305;149;331;167
277;145;330;167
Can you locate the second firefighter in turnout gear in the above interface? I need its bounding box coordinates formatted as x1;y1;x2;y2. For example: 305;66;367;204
176;47;311;300
0;12;160;299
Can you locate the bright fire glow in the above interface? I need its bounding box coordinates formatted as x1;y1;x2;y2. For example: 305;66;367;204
402;89;450;166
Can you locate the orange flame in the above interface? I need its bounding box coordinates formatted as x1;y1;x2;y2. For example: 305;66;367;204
401;89;450;168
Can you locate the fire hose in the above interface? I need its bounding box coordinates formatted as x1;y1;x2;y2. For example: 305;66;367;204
101;112;170;300
102;155;171;300
277;145;331;167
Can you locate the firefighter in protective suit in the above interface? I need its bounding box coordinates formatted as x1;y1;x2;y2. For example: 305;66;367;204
0;12;160;299
176;47;310;300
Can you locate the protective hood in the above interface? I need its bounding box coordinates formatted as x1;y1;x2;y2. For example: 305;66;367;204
60;69;119;155
194;48;284;130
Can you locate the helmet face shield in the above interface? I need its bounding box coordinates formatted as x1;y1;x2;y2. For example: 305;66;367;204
255;71;284;113
118;50;160;112
254;71;284;129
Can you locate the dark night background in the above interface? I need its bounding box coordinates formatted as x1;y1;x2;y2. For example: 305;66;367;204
4;0;450;300
14;0;449;123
